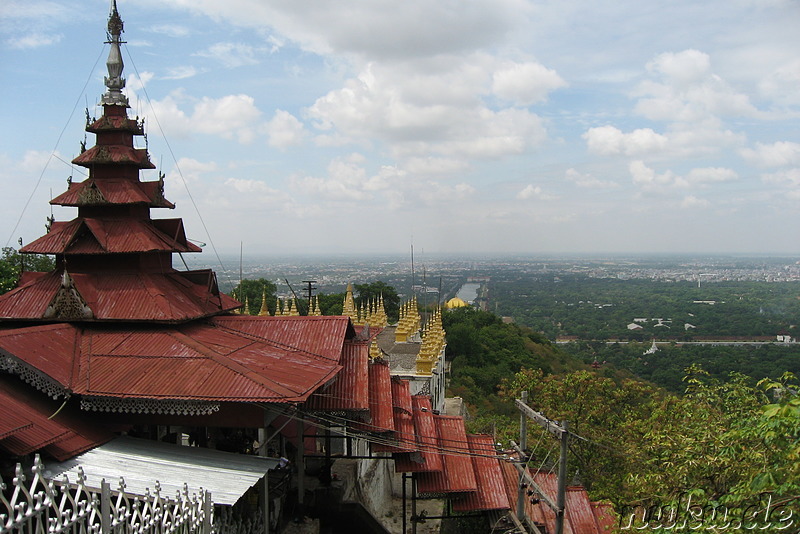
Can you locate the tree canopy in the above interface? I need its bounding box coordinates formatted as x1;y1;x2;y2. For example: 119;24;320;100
0;247;54;294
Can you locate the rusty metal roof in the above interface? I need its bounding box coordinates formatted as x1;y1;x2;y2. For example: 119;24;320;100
451;434;510;512
416;415;477;495
72;145;155;169
51;179;173;208
0;375;112;461
0;270;239;322
23;218;199;255
499;461;614;533
0;317;353;404
393;395;443;473
306;340;370;414
354;360;394;434
373;377;416;453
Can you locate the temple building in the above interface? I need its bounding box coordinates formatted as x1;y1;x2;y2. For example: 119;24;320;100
0;4;513;533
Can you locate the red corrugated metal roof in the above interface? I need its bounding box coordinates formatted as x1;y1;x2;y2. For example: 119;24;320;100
0;412;32;440
72;145;154;169
394;395;443;473
452;434;510;512
86;114;143;133
0;375;112;461
498;460;614;533
213;316;353;362
0;270;239;322
306;340;370;413
23;218;199;255
416;415;477;495
0;317;352;404
373;378;416;453
0;323;79;387
51;179;173;208
354;360;394;434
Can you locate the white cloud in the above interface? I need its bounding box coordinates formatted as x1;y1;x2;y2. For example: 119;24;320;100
491;61;567;105
144;92;262;144
516;184;554;200
629;160;677;190
583;126;668;156
762;168;800;187
759;59;800;107
629;161;737;194
741;141;800;168
265;110;306;149
307;62;548;161
6;32;61;49
163;66;199;80
290;153;380;202
634;50;759;122
565;168;619;189
168;158;218;184
685;167;737;184
195;42;261;67
149;24;191;38
680;195;710;209
164;0;525;60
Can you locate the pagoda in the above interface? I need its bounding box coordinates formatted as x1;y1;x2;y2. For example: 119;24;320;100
0;1;238;323
0;2;354;416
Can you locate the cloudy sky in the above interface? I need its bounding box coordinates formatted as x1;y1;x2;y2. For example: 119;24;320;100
1;0;799;257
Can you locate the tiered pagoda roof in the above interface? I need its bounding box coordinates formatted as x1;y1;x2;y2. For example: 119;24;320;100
0;1;235;324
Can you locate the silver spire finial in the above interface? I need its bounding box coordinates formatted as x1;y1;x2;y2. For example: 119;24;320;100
101;0;128;106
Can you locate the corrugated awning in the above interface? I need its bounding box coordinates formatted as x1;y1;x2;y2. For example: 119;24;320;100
43;436;279;506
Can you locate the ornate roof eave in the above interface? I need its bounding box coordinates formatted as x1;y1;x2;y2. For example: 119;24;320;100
81;396;221;416
71;146;155;169
0;350;70;400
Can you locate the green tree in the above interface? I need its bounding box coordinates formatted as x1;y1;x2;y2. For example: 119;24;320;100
354;281;400;322
230;278;277;315
0;247;54;294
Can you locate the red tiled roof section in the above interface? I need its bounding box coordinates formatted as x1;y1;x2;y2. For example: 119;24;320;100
452;434;510;512
416;415;477;495
306;340;370;413
0;271;240;322
23;218;199;255
0;318;353;404
0;375;112;461
373;378;416;453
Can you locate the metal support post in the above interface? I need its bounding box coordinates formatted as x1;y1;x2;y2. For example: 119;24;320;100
402;473;408;534
296;417;305;517
101;480;111;534
517;390;528;524
555;420;569;534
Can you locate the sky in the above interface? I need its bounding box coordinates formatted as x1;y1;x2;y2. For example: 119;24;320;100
1;0;799;258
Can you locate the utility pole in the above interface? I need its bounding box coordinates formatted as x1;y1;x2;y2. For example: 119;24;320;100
514;393;569;534
302;280;317;313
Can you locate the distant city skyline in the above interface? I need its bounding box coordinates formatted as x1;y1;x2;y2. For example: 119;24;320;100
2;0;799;256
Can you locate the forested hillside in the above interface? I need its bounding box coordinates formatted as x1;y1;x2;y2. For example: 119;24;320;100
444;307;800;526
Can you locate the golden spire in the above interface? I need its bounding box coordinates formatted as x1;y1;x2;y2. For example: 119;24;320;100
369;339;382;360
343;283;357;322
244;296;251;315
289;298;299;316
275;297;283;316
258;288;269;316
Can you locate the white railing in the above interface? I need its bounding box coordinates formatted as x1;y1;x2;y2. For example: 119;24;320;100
0;455;212;534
